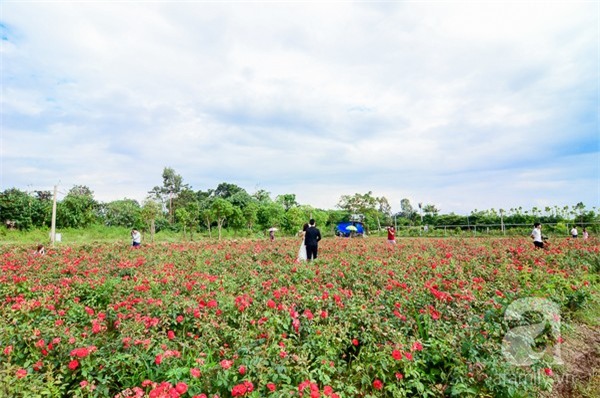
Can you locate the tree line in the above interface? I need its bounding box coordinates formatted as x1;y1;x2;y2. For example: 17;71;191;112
1;167;597;239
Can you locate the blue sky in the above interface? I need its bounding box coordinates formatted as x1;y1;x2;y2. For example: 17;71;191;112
1;1;598;214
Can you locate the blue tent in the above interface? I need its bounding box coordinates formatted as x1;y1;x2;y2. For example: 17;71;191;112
335;221;365;237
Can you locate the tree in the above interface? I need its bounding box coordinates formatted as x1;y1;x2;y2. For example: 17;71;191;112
104;199;142;228
0;188;34;229
57;185;98;228
200;201;214;239
141;199;162;242
276;194;298;211
172;188;199;213
252;189;272;204
31;191;53;227
257;202;285;231
399;198;417;224
284;205;309;233
175;207;198;240
337;192;390;231
422;204;439;217
210;198;235;240
242;201;259;232
214;183;246;199
149;167;189;224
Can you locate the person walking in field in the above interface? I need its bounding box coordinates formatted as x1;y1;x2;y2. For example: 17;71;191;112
531;223;544;249
304;219;322;261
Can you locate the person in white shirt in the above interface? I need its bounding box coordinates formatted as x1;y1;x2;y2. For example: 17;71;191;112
531;223;544;249
131;229;142;247
570;226;578;238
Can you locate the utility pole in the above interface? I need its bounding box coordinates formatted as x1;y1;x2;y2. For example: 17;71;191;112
418;203;423;236
50;185;57;247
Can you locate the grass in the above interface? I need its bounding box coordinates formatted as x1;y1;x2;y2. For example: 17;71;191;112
0;225;273;246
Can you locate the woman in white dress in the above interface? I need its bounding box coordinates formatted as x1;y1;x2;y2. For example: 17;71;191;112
297;223;309;261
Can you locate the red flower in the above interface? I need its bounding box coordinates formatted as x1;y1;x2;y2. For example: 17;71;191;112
392;349;402;360
16;368;27;378
175;382;188;394
190;367;201;378
220;359;233;369
238;365;247;375
266;382;276;392
544;368;553;376
352;339;359;346
373;379;383;390
167;330;176;340
33;361;43;371
412;341;423;351
68;359;79;371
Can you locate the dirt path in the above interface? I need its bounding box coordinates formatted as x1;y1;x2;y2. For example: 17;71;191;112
549;323;600;398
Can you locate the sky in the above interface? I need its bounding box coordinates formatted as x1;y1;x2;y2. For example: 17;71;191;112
1;1;598;215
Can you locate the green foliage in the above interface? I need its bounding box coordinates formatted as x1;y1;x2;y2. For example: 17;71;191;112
257;201;285;230
103;199;142;228
0;188;51;230
56;185;99;229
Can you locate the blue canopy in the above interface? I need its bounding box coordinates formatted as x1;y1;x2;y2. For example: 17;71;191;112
335;222;365;237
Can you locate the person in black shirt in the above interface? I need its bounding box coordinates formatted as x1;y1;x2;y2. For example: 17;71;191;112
304;219;322;261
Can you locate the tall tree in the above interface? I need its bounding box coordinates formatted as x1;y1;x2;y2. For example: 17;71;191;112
252;189;272;204
337;191;389;231
141;199;162;242
242;201;259;232
214;182;245;199
276;194;298;211
149;167;189;224
210;198;235;240
399;198;417;224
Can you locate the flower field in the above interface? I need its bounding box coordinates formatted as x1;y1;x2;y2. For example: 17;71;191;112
1;237;598;397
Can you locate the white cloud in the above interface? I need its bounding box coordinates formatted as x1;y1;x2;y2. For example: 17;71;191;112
1;1;598;213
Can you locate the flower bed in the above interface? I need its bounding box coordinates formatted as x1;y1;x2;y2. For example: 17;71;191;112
0;237;598;397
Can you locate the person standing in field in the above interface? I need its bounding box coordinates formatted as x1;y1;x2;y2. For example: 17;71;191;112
582;227;589;240
570;226;578;238
297;223;309;262
531;223;544;249
131;229;141;247
304;219;322;261
387;225;396;244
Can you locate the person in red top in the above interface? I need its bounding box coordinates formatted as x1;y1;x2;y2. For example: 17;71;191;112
387;226;396;244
